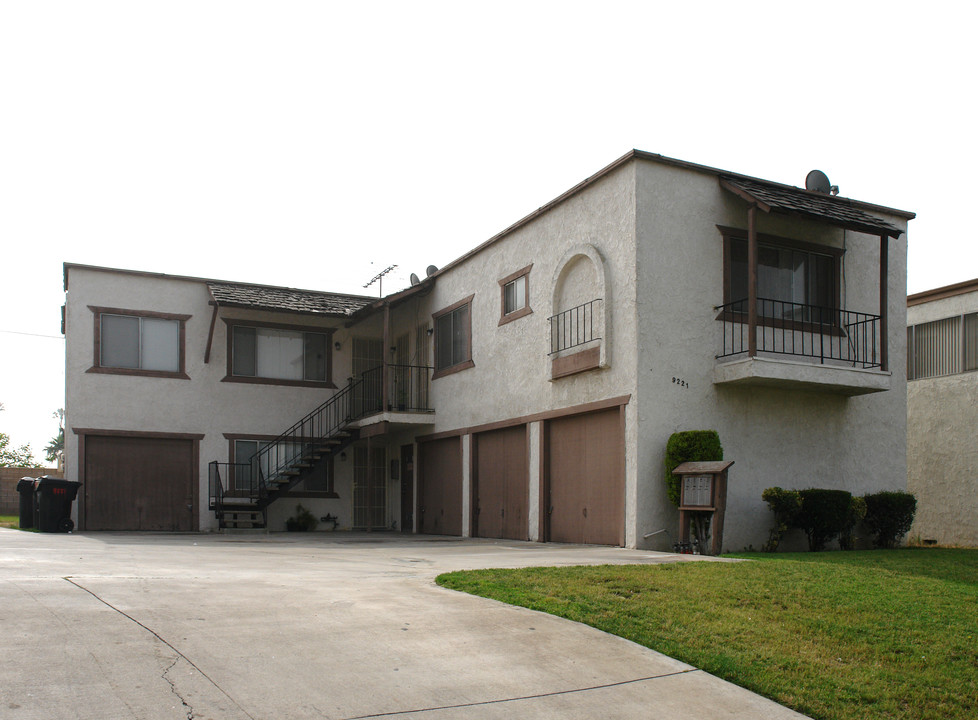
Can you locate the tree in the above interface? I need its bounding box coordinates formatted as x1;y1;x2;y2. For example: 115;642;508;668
0;401;38;468
0;434;36;467
44;409;65;465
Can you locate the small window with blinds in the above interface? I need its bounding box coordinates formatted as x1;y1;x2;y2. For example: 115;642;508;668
907;312;978;380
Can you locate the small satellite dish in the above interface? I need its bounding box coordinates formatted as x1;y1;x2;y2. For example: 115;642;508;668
425;265;439;277
805;170;832;194
409;273;421;286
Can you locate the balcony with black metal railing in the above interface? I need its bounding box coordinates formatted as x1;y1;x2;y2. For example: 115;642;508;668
714;298;891;395
548;299;605;379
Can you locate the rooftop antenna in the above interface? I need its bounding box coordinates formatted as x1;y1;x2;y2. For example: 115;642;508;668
426;265;439;277
363;264;398;297
409;273;421;286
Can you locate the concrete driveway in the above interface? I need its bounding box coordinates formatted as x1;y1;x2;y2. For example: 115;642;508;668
1;530;808;719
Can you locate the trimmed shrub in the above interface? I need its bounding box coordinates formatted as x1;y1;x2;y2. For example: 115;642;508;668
796;489;853;551
664;430;723;507
863;491;917;549
838;496;867;551
761;486;802;552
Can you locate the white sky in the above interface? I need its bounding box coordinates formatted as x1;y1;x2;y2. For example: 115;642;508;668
1;1;975;461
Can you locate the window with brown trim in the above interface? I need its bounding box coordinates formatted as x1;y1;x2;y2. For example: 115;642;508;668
88;306;191;379
223;319;335;388
432;294;475;379
498;264;533;326
720;227;842;323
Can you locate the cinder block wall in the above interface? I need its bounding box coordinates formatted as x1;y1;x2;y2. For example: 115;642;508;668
0;467;63;515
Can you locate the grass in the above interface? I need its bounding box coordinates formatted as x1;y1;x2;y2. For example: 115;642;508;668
437;548;978;720
0;514;19;529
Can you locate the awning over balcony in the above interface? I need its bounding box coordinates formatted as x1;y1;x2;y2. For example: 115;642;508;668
719;177;904;238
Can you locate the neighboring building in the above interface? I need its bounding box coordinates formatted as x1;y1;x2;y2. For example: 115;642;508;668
907;278;978;546
63;150;914;551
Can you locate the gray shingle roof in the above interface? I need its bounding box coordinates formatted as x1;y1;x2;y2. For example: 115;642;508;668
207;282;375;317
719;176;904;238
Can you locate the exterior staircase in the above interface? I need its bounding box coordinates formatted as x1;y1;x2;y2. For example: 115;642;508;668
208;370;381;529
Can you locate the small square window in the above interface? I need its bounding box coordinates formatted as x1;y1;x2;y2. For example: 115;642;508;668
498;264;533;326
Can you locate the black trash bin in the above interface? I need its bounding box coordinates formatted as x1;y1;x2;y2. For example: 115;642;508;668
34;477;81;533
16;477;38;529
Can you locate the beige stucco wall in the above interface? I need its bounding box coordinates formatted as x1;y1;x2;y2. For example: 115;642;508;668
633;159;909;552
64;266;368;531
906;288;978;546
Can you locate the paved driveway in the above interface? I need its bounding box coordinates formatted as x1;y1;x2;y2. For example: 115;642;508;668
1;530;808;719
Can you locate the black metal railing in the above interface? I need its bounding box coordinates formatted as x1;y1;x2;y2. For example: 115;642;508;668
715;298;881;369
549;299;602;355
211;364;434;512
387;364;432;411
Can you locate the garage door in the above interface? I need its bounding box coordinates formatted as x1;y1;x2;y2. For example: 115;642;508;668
84;435;196;531
473;425;528;540
545;407;624;546
418;436;462;536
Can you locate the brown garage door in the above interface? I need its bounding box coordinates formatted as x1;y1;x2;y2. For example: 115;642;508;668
84;435;196;531
473;425;528;540
418;436;462;536
546;407;624;546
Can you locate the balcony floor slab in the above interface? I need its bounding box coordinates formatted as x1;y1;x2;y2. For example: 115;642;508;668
714;355;891;396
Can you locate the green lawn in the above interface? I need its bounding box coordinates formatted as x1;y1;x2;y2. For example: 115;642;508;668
0;514;19;529
437;549;978;720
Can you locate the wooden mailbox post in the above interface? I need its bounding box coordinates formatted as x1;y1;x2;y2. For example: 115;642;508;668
672;460;734;556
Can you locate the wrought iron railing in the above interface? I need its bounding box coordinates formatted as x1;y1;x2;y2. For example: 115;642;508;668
388;364;432;411
549;299;602;355
715;298;881;369
210;364;435;510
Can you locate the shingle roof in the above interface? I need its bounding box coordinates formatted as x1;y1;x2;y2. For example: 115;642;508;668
207;282;375;317
719;176;904;238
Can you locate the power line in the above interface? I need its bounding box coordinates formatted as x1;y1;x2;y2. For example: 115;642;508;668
0;329;65;340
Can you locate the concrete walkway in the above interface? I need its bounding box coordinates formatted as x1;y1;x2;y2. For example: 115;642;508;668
0;530;809;719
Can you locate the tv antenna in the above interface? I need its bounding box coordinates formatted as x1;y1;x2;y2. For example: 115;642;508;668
363;265;398;297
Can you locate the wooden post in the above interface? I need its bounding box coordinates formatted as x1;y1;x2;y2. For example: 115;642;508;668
879;234;888;372
747;204;758;357
382;302;391;411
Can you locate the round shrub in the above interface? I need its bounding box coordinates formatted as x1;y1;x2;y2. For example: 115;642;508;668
664;430;723;506
761;486;802;552
863;491;917;549
796;489;853;551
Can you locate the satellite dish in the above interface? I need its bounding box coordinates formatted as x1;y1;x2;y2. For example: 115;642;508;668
425;265;439;277
409;273;421;286
805;170;832;194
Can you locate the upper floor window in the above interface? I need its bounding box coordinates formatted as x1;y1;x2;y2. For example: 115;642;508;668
89;306;190;379
224;320;334;388
432;295;475;378
721;228;841;321
498;264;533;325
908;312;978;380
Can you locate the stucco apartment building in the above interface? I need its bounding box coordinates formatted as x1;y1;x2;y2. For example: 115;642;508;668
63;150;914;551
907;278;978;546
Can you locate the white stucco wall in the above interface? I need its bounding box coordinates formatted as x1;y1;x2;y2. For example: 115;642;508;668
906;288;978;546
633;159;910;552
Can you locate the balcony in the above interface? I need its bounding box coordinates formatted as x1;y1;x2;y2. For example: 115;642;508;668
548;299;603;379
714;298;890;395
348;363;435;434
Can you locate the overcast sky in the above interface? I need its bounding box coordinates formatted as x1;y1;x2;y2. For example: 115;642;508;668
1;1;975;461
